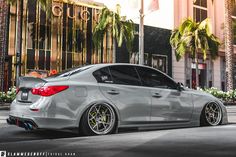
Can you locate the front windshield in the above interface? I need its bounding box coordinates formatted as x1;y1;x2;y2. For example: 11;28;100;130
47;65;94;78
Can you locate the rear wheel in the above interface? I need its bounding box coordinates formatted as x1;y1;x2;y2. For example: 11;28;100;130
200;102;222;126
80;103;116;135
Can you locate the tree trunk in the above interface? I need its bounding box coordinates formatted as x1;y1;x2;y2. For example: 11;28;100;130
112;38;116;63
0;0;9;93
195;52;199;89
224;0;234;91
15;0;23;87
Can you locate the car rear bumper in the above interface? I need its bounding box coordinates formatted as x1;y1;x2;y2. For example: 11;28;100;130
7;116;38;130
9;99;78;129
7;114;78;130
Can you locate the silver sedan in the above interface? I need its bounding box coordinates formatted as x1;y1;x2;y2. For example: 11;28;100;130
7;64;228;135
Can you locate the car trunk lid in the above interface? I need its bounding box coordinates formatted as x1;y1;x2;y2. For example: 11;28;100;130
16;77;47;103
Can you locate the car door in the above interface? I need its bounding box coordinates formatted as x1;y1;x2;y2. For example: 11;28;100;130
93;65;151;125
136;66;193;123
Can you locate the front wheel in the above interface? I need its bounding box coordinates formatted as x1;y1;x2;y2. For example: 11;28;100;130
200;102;222;126
80;103;116;135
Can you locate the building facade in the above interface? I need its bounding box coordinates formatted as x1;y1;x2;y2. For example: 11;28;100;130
101;0;232;90
2;0;173;90
2;0;232;91
4;0;115;89
172;0;236;90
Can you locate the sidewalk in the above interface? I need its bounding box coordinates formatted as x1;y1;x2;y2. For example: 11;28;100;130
226;106;236;123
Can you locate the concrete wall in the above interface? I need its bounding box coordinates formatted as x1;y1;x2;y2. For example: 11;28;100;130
213;57;222;89
172;49;185;83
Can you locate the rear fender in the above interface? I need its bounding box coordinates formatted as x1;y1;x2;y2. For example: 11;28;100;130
77;100;121;127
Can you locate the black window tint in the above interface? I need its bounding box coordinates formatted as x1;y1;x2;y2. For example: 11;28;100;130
109;65;141;86
93;67;112;83
137;67;177;89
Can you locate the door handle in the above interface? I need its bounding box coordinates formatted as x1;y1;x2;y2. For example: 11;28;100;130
152;93;162;98
107;90;119;95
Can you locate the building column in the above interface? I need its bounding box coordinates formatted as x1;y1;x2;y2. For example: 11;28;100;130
213;57;221;89
172;49;186;85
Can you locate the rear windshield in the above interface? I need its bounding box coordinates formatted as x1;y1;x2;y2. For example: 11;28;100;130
47;65;94;78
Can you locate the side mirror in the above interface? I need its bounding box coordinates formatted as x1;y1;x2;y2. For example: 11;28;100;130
177;82;184;91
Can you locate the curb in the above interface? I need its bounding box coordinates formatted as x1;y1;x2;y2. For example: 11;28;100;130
0;106;10;110
0;103;10;110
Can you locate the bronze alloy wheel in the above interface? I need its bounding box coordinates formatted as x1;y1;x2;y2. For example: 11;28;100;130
204;102;222;126
87;103;116;135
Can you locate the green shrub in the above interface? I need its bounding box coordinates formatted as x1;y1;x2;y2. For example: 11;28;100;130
200;87;236;102
0;86;17;103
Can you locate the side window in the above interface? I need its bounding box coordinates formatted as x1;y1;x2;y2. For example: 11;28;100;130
93;67;113;83
109;65;141;86
137;67;177;89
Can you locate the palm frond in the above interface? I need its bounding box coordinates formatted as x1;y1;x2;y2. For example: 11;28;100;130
176;41;188;61
170;17;220;61
93;7;135;51
170;29;182;48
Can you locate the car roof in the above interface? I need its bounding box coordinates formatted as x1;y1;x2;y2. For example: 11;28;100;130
89;63;154;69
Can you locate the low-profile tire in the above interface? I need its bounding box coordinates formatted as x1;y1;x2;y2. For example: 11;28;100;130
79;103;116;136
200;102;222;126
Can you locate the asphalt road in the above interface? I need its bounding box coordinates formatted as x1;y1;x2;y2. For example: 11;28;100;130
0;107;235;157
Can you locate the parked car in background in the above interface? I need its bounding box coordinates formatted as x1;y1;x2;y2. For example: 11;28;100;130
7;64;228;135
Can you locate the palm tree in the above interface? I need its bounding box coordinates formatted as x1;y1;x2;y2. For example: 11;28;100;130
170;18;220;88
93;6;135;63
224;0;234;91
0;0;9;92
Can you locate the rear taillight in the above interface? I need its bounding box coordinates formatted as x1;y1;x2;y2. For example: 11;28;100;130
31;86;69;96
16;88;20;94
30;108;40;112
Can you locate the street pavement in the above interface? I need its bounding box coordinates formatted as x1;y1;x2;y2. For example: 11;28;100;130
0;107;235;157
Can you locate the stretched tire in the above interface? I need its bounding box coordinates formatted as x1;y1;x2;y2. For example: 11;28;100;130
80;103;116;135
200;102;222;126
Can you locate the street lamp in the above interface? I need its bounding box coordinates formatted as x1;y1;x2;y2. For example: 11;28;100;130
139;0;144;65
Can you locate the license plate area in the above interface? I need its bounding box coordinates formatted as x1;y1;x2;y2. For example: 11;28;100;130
21;89;29;101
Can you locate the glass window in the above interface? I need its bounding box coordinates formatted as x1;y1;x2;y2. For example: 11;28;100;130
27;49;35;69
27;0;37;49
220;58;226;91
233;5;236;17
137;67;177;89
152;55;167;74
193;0;207;22
38;50;45;70
194;0;207;8
233;18;236;45
93;67;113;83
109;65;141;86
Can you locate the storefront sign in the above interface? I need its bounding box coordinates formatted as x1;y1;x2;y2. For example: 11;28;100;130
52;4;100;22
191;63;206;70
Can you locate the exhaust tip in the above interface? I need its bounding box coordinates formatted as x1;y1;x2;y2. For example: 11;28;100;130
28;123;33;130
6;118;12;125
24;123;34;130
24;123;29;130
